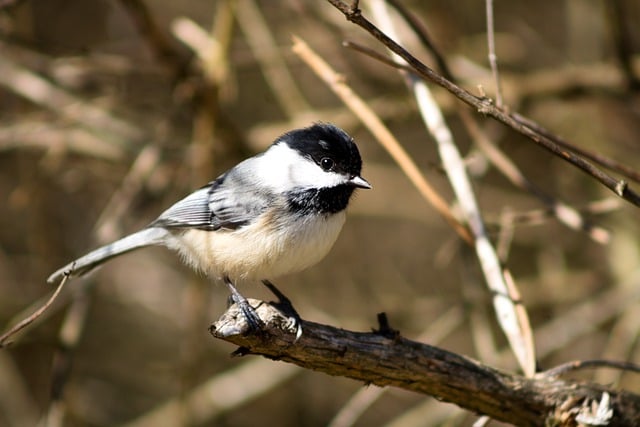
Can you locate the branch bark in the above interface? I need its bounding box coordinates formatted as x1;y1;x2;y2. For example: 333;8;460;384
210;301;640;427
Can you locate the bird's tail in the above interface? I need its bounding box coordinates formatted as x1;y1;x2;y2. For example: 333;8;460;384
47;227;170;284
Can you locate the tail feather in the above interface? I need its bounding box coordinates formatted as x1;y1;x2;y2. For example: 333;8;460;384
47;227;170;284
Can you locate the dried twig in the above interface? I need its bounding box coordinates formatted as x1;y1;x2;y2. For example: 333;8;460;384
0;270;69;347
367;0;535;376
485;0;504;107
0;51;144;143
325;0;640;207
235;0;309;117
511;111;640;184
350;4;611;244
541;359;640;379
292;36;473;244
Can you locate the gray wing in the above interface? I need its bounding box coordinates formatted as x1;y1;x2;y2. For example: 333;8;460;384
152;166;273;231
47;161;275;284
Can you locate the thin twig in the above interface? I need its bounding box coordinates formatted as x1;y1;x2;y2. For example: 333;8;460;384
0;270;69;347
292;36;473;244
485;0;503;107
511;111;640;184
0;120;124;160
235;0;310;118
0;51;145;143
492;198;621;227
541;360;640;379
383;0;640;186
345;9;611;244
367;0;535;376
508;274;640;368
385;0;450;79
325;0;640;207
461;113;611;244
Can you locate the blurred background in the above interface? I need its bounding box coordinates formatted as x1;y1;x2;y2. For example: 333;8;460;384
1;1;639;426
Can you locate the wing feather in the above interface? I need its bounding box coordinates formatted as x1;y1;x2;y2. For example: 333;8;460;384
151;167;272;231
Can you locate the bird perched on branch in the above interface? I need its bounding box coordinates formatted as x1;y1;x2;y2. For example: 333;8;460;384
48;123;370;329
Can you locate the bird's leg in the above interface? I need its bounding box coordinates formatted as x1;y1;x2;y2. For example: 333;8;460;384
261;280;303;340
223;275;262;332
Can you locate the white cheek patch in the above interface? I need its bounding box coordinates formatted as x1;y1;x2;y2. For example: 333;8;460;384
256;143;346;192
287;158;345;189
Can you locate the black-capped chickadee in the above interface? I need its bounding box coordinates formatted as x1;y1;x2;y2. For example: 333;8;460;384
48;123;370;328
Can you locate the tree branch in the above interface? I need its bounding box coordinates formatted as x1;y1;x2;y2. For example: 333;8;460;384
210;301;640;427
325;0;640;207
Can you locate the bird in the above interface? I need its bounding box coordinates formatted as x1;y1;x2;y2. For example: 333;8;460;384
47;123;370;329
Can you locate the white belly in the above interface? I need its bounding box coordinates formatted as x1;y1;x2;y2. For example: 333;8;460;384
169;212;346;281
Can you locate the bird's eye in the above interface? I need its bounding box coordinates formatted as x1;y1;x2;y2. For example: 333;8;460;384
320;157;334;171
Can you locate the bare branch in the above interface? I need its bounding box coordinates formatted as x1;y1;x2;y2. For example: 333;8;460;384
541;359;640;379
292;36;473;244
235;0;309;117
344;5;612;244
325;0;640;207
0;270;69;347
210;301;640;427
0;52;145;143
367;0;535;376
485;0;504;107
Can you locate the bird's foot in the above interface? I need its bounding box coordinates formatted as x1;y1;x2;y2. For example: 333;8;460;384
224;277;263;332
261;280;303;341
